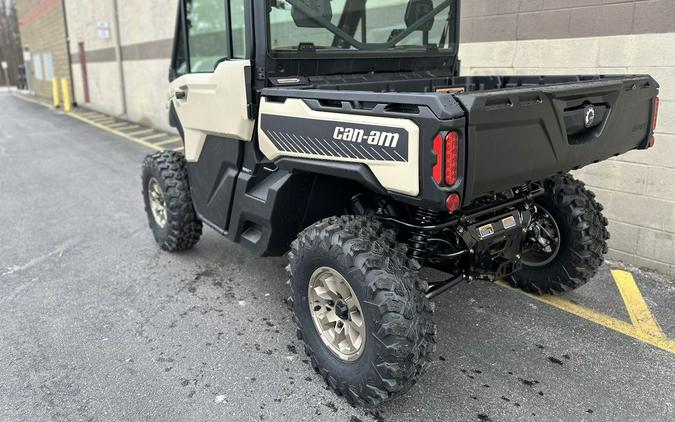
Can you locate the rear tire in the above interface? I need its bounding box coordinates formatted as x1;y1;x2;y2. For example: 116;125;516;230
288;216;436;406
142;151;202;252
510;174;609;295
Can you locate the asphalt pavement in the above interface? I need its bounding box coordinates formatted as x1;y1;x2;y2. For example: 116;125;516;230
1;92;674;422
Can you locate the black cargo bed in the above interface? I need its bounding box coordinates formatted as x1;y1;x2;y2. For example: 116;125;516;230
454;75;659;202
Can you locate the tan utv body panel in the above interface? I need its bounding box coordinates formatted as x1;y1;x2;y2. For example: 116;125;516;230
169;60;255;162
258;98;421;196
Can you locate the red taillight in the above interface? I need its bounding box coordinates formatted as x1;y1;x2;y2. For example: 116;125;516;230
647;97;659;149
446;193;461;212
652;97;660;131
432;134;443;184
445;131;459;185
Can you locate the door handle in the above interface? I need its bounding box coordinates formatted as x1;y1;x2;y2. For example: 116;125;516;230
175;90;187;100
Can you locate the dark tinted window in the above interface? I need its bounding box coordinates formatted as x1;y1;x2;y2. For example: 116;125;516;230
173;10;188;77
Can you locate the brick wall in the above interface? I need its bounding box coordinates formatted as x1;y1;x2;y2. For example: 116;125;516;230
16;0;69;99
459;0;675;274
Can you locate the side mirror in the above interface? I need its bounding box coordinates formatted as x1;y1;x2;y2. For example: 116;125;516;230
291;0;332;28
405;0;434;32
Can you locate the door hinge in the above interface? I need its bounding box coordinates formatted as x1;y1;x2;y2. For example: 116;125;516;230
247;103;259;120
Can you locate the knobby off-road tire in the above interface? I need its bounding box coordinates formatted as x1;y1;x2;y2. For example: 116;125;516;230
288;216;436;406
510;174;610;295
142;151;202;252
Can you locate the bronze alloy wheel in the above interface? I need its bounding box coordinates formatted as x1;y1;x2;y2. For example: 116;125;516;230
147;177;168;228
308;266;366;362
288;216;436;405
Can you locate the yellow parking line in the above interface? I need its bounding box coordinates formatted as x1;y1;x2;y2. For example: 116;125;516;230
117;126;142;132
89;116;113;122
90;119;116;125
612;270;665;339
496;278;675;355
67;113;163;152
108;122;134;129
127;129;154;137
155;138;181;146
95;119;117;125
173;146;183;151
139;133;168;141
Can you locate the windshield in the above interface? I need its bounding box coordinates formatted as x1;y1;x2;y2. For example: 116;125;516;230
268;0;457;54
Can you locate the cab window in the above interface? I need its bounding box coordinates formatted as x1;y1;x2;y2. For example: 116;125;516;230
186;0;230;73
230;0;246;59
172;15;188;77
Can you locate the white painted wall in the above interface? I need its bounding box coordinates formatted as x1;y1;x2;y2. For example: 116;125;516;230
65;0;178;130
122;59;175;132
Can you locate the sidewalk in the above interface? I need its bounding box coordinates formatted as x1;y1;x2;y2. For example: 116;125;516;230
12;91;181;152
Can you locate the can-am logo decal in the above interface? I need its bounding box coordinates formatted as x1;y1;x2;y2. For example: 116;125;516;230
260;114;409;162
333;127;400;148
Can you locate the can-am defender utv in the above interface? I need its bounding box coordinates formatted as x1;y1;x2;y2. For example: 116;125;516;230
142;0;660;406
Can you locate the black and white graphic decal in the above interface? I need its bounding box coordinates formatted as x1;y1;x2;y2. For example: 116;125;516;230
261;114;409;162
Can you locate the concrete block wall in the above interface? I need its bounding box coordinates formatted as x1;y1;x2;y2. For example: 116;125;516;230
458;0;675;274
64;0;123;116
117;0;177;130
64;0;178;130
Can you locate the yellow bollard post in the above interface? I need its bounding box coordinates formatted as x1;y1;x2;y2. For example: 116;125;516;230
61;78;71;113
52;78;61;108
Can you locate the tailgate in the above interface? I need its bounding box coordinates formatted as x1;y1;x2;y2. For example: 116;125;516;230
455;76;659;202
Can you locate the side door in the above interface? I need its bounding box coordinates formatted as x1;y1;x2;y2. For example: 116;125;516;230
169;0;254;231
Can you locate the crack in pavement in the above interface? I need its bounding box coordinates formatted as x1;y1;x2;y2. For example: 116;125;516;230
1;237;81;277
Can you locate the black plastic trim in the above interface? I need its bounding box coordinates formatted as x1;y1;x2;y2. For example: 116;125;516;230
275;157;387;194
261;87;465;120
187;136;244;231
168;102;184;139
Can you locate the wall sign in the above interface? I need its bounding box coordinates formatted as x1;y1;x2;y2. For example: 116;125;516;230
97;21;111;39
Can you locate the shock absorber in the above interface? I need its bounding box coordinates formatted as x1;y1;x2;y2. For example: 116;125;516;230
407;208;442;261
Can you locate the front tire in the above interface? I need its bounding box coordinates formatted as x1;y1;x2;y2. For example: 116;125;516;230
288;216;436;406
142;151;202;252
510;174;610;295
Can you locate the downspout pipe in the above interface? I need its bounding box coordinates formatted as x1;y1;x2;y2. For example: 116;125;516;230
112;0;127;116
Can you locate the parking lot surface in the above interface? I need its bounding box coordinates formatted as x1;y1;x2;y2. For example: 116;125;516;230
1;93;674;421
